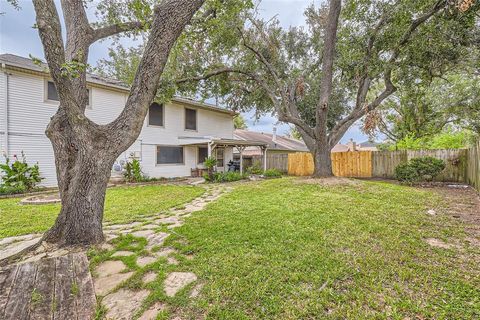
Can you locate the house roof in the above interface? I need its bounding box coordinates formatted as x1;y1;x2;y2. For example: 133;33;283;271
0;53;235;116
234;129;308;152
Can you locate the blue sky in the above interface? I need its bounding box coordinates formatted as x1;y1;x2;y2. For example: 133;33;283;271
0;0;370;144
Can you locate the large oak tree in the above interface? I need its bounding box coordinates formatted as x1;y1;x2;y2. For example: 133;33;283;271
26;0;215;246
172;0;478;177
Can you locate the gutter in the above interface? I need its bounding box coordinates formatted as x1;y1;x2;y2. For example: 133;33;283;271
1;63;9;157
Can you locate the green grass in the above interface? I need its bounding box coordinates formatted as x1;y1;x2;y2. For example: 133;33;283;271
162;178;479;319
0;184;204;238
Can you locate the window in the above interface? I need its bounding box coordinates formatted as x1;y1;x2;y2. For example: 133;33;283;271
185;108;197;131
46;80;91;106
198;147;208;164
216;148;224;167
47;81;59;101
148;103;164;127
156;146;184;164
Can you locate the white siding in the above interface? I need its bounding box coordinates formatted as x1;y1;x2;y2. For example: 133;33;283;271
0;69;235;185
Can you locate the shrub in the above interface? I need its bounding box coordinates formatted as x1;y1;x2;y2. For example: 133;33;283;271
204;171;247;183
247;162;263;175
204;156;217;180
124;159;144;182
0;152;43;192
0;184;27;195
395;156;446;183
263;168;282;178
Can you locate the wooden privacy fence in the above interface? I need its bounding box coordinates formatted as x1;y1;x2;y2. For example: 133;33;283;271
288;151;373;177
252;153;289;173
372;149;468;182
466;140;480;191
286;144;480;191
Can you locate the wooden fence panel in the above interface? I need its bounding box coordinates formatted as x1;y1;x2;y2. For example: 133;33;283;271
466;141;480;191
288;152;314;176
405;149;467;182
331;151;372;177
252;154;289;173
372;151;407;178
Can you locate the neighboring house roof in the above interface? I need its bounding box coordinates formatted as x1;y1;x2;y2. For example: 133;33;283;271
331;144;349;152
234;129;309;152
0;53;235;116
358;141;378;148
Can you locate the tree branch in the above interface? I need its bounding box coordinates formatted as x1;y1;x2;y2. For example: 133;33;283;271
92;21;146;43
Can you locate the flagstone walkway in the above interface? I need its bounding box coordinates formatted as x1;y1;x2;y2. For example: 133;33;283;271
0;183;233;319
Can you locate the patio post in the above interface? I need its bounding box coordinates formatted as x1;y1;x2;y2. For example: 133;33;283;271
238;146;245;174
262;146;267;172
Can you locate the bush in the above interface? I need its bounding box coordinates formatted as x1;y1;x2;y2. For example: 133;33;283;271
263;168;282;178
0;184;27;195
0;152;43;192
204;171;247;183
124;159;144;182
246;162;263;175
395;156;446;183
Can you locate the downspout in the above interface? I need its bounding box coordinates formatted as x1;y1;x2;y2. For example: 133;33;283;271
1;63;9;158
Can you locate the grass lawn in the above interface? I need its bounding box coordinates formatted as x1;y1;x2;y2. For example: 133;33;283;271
0;184;205;239
160;178;479;319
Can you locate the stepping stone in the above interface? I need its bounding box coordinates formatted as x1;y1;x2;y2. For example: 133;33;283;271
164;272;197;297
100;242;115;251
146;233;170;250
102;289;149;320
153;248;177;258
94;271;134;296
155;216;179;225
112;251;134;257
0;237;41;260
138;302;166;320
120;229;133;234
190;283;204;298
167;257;179;265
0;233;40;247
132;229;155;238
141;224;158;230
142;272;157;284
184;205;204;212
137;256;157;267
96;260;126;278
167;221;184;229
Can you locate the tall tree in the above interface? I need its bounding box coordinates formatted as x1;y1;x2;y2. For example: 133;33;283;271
25;0;212;246
170;0;478;177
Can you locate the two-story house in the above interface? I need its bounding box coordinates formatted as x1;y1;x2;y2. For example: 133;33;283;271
0;54;267;186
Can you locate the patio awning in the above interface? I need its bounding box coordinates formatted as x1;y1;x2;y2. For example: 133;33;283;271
179;138;268;148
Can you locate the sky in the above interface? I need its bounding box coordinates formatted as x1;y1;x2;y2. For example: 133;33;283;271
0;0;370;144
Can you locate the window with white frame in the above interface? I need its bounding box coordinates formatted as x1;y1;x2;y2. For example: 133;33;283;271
148;102;164;127
198;147;208;164
156;146;184;164
46;80;91;107
216;148;224;167
185;108;197;131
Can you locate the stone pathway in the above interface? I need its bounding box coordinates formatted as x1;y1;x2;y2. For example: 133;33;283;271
95;184;232;319
0;183;233;319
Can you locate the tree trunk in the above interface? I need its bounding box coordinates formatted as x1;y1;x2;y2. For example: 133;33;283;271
313;144;333;178
42;152;114;246
43;111;117;246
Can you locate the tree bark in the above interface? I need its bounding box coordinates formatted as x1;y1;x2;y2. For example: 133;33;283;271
313;143;333;178
30;0;206;247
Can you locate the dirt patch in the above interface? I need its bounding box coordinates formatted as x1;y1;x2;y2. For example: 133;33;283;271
294;177;360;186
20;193;61;205
429;185;480;246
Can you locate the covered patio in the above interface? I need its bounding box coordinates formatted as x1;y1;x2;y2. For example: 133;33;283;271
180;138;268;175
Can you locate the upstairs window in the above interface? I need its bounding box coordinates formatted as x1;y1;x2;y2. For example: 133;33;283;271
46;80;91;106
148;102;164;127
47;81;59;101
157;146;184;164
185;108;197;131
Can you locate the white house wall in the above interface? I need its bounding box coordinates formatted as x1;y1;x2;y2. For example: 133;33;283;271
0;69;234;186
